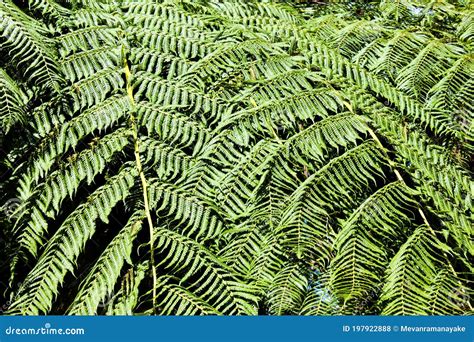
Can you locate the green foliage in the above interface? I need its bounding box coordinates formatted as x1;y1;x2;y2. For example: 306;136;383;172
0;0;472;316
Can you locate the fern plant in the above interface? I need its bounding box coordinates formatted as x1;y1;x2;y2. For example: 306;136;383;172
0;0;472;316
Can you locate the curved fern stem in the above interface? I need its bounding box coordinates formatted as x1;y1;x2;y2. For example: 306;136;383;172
123;49;157;314
329;84;450;252
337;84;439;233
353;106;472;311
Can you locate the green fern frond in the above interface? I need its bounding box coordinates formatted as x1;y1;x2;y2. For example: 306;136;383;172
2;0;473;317
379;225;457;315
133;72;229;123
106;262;149;315
211;1;300;23
140;136;196;180
277;141;387;261
457;11;474;45
302;39;462;138
133;29;210;60
148;180;224;241
299;288;339;315
151;276;222;315
14;128;132;258
372;30;429;80
7;166;137;315
136;101;211;155
20;95;131;192
24;0;69;24
68;7;123;29
330;181;417;310
426;55;473;135
395;41;464;100
266;264;307;315
57;26;121;57
0;0;62;90
332;20;386;58
216;139;280;219
70;66;124;111
61;46;121;83
427;268;472;315
186;39;281;83
124;2;212;28
219;225;284;287
222;88;343;137
153;226;258;315
131;48;191;79
0;68;29;132
67;211;144;315
285;113;369;168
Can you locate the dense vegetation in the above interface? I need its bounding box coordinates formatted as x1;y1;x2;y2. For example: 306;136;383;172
0;0;472;315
